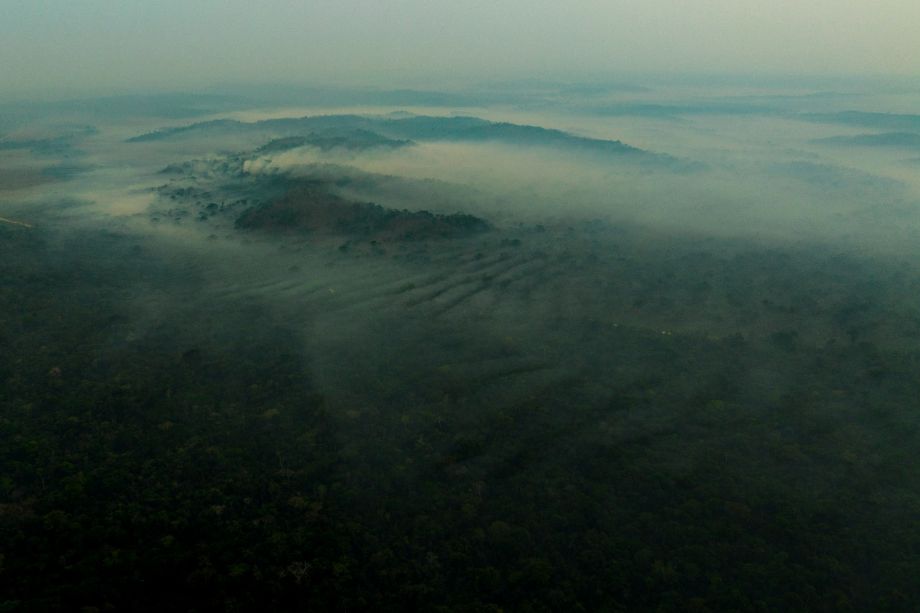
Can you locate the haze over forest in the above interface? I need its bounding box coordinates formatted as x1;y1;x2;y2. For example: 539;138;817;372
2;3;920;611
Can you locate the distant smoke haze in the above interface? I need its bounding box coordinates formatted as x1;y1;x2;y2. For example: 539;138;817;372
3;1;920;100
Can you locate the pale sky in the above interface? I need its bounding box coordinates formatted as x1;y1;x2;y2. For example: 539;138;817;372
2;0;919;98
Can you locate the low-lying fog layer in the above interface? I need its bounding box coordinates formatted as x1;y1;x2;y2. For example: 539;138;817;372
7;83;919;252
3;80;920;610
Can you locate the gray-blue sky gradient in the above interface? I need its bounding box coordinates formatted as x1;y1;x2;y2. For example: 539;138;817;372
3;0;919;98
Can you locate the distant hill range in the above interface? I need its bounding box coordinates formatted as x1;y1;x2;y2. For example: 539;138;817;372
128;113;699;170
812;131;920;151
802;111;920;132
255;129;413;153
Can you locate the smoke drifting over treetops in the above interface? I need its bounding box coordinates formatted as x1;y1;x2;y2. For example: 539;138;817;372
4;77;920;610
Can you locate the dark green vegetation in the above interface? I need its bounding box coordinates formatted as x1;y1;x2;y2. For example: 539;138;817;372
3;86;920;611
0;224;338;611
235;188;489;241
3;201;920;611
150;146;490;243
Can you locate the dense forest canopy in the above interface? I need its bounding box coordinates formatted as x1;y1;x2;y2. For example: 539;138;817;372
2;79;920;611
